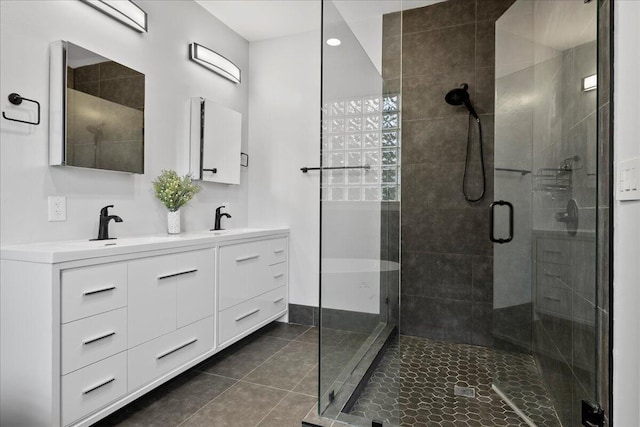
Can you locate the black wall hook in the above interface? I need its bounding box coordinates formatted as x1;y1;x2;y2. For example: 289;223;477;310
2;93;41;125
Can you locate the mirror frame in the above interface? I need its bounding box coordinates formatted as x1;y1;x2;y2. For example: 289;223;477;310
49;40;145;174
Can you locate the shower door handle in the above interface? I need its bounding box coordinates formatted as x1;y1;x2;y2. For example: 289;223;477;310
489;200;513;244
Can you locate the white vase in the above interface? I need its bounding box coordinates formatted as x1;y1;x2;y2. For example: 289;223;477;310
167;210;181;234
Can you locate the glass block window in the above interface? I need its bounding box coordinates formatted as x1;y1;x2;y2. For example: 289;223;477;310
322;93;400;201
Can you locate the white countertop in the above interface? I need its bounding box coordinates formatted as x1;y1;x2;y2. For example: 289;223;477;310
0;228;289;264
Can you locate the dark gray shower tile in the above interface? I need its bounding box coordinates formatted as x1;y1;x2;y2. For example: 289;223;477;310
475;67;496;115
597;308;610;417
598;103;611;207
402;251;473;300
74;63;100;83
74;81;101;98
403;70;476;120
538;314;573;369
402;0;476;34
477;0;517;22
288;304;315;327
400;295;472;343
472;256;493;302
100;60;143;79
401;116;469;164
383;11;401;37
598;0;611;107
597;207;610;312
320;308;381;333
402;23;475;78
383;78;401;95
401;207;492;256
472;302;494;346
382;35;401;80
476;21;495;69
100;76;145;109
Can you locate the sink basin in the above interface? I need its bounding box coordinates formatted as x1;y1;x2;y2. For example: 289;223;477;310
59;236;171;248
206;228;260;236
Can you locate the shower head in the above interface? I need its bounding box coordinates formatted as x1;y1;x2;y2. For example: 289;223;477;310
445;83;479;120
86;122;105;136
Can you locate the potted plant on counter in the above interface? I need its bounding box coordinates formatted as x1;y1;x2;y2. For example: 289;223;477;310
152;169;200;234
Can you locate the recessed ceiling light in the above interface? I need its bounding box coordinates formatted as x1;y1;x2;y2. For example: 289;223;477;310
326;38;341;47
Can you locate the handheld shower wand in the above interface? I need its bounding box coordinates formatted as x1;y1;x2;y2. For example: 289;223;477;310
445;83;485;202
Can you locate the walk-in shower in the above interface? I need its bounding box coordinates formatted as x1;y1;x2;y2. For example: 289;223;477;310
312;0;608;426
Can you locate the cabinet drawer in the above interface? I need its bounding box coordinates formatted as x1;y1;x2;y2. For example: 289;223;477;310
218;286;287;346
219;240;269;310
61;307;127;375
536;238;571;265
61;263;127;323
270;263;288;289
61;351;127;426
537;262;571;289
536;285;571;317
268;237;288;265
128;316;214;392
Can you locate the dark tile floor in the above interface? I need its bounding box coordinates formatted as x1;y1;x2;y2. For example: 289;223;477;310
346;335;561;427
96;322;319;427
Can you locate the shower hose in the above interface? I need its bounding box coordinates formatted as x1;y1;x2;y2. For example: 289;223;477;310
462;114;485;203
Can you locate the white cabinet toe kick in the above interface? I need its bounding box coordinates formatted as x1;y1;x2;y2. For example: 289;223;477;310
0;229;289;426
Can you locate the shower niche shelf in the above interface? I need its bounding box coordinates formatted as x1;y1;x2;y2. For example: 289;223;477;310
533;156;582;196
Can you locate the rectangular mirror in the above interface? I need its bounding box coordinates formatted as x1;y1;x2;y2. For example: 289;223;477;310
49;41;145;174
189;97;242;185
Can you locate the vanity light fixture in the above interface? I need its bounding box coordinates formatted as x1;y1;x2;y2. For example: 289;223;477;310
80;0;148;33
189;43;241;84
582;74;597;92
326;38;342;46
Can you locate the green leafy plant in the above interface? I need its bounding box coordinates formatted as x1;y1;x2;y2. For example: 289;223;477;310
152;170;200;212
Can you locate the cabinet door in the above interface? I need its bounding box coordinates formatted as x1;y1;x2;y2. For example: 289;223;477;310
175;248;215;328
128;254;177;347
218;240;268;310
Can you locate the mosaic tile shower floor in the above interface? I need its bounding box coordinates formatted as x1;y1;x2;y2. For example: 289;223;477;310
346;335;561;426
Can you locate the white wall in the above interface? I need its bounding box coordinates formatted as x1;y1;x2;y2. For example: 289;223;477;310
613;1;640;425
248;30;321;307
0;0;249;246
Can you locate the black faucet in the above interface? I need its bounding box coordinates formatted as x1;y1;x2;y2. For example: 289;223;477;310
93;205;123;240
213;205;231;231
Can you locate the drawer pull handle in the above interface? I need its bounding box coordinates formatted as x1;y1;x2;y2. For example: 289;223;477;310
543;250;562;255
83;286;116;296
83;331;116;345
544;272;563;278
543;296;562;302
236;254;260;262
157;338;198;360
235;308;260;322
158;269;198;280
273;297;284;304
273;249;285;254
82;377;115;395
274;273;285;278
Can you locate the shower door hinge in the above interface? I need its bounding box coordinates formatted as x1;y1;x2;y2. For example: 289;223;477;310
581;400;604;427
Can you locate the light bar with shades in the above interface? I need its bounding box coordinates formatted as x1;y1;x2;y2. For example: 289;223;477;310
582;74;597;92
189;43;241;84
80;0;147;33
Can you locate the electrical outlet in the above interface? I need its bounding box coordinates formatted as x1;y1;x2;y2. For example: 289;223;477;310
48;196;66;221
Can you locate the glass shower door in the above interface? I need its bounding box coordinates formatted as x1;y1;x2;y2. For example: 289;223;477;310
493;1;599;425
318;0;401;425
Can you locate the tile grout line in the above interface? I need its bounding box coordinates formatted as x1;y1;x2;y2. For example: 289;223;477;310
174;379;242;427
252;390;291;427
176;325;313;427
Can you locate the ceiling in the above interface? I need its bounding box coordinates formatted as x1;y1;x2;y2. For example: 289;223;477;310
195;0;444;42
